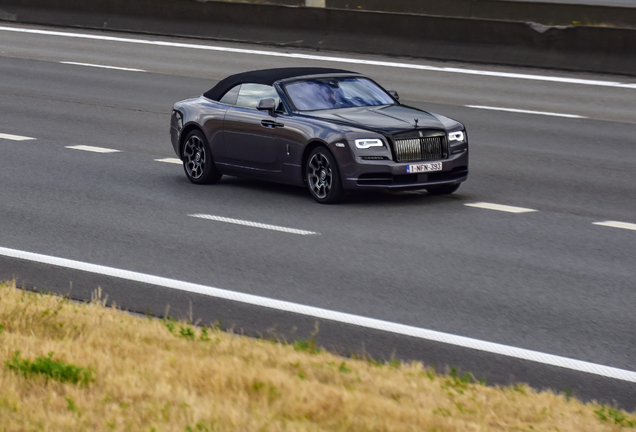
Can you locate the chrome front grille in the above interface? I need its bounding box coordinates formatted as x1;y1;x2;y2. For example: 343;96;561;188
394;136;447;162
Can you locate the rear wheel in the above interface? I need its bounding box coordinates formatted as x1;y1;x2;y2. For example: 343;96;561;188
305;146;344;204
182;129;222;184
425;184;460;195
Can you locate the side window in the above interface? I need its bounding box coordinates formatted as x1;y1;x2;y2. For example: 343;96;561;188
236;84;281;110
219;85;240;105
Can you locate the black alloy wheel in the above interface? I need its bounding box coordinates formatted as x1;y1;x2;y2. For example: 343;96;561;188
305;146;344;204
182;129;222;184
425;184;460;195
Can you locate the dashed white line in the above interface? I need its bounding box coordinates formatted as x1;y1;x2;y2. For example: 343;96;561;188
189;214;319;236
155;158;182;164
66;145;121;153
60;61;146;72
593;221;636;232
466;105;586;119
1;244;636;383
1;25;635;90
465;202;538;214
0;133;36;141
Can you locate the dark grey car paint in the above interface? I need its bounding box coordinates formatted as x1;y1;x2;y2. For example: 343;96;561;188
221;106;284;172
170;74;468;193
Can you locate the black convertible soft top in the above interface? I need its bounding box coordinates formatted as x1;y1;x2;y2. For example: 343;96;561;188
203;67;355;101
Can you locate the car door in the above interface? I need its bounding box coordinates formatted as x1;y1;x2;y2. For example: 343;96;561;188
222;84;285;173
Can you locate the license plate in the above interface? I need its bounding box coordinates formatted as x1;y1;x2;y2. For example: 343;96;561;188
406;162;442;173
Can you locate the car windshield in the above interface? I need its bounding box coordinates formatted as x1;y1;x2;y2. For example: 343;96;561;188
283;77;394;111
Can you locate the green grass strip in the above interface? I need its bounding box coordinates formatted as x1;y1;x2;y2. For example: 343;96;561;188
5;351;93;385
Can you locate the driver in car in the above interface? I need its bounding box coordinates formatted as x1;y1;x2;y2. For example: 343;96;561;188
320;85;346;109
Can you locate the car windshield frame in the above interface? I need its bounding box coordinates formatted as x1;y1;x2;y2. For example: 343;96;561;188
281;76;395;112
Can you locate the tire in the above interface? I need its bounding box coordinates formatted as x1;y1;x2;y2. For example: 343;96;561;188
305;146;345;204
182;129;222;185
425;183;460;195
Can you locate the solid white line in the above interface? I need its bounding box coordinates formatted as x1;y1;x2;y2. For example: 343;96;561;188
1;244;636;383
1;26;634;90
465;202;538;213
60;61;146;72
155;158;182;164
593;221;636;232
0;133;36;141
190;214;319;236
466;105;586;119
66;145;121;153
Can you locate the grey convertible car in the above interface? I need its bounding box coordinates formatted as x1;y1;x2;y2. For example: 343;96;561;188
170;67;468;203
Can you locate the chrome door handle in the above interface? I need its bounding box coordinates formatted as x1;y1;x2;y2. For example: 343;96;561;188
261;120;284;128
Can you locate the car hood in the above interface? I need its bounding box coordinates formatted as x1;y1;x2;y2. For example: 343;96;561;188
302;104;445;134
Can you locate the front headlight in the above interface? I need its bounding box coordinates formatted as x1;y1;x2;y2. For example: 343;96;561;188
448;131;465;143
355;138;384;149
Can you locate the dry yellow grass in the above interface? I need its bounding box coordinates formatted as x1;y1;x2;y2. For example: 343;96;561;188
0;280;634;432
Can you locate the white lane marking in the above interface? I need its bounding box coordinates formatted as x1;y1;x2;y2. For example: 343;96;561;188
155;157;182;164
1;245;636;383
190;214;319;236
0;133;36;141
465;202;538;213
593;221;636;232
1;26;634;90
66;145;121;153
60;61;146;72
466;105;586;118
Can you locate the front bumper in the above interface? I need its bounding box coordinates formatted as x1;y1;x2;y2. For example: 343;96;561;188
339;149;469;191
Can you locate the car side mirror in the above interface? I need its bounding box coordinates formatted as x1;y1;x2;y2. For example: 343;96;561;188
387;90;400;102
257;98;276;116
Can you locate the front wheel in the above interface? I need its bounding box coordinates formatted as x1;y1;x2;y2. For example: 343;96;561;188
305;147;344;204
182;129;222;185
425;184;460;195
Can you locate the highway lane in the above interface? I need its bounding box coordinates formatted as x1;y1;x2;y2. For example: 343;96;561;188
507;0;635;6
1;24;635;406
1;23;636;124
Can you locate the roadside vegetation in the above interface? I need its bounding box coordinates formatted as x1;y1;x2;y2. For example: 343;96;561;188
1;280;634;431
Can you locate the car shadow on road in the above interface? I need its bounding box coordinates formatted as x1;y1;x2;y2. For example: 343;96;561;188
347;190;465;207
217;176;467;207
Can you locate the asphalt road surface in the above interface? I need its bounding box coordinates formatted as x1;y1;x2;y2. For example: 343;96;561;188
507;0;635;6
1;23;635;408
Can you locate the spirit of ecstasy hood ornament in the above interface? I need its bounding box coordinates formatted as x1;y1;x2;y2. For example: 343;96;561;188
414;119;419;128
